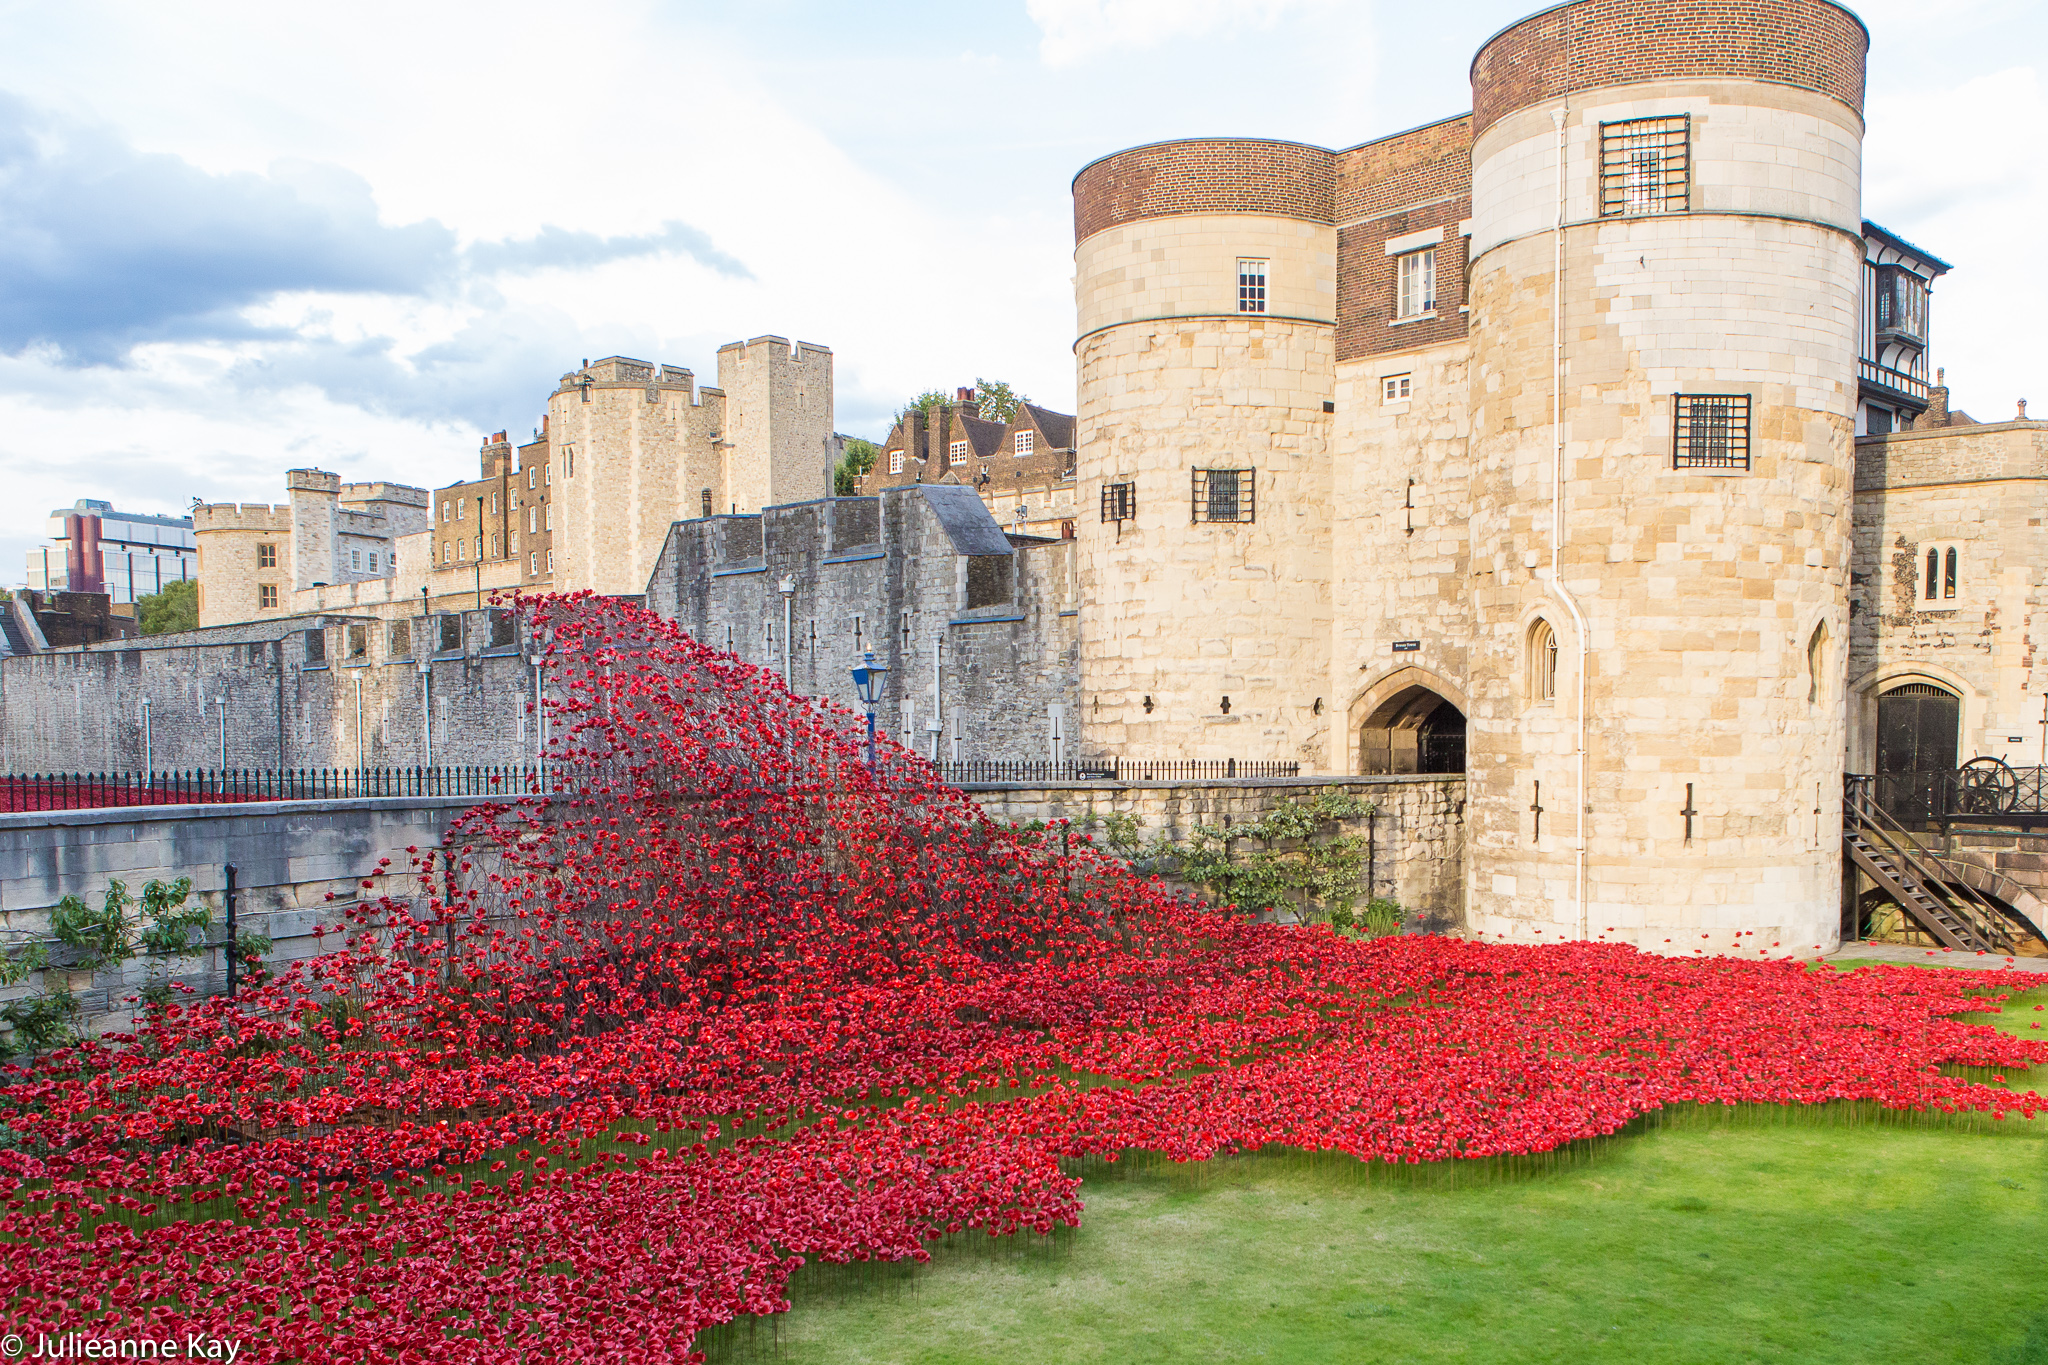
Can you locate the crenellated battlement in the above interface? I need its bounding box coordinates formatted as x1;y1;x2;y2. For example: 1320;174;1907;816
193;503;289;531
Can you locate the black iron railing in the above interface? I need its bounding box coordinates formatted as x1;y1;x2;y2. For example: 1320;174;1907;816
0;766;534;813
939;759;1302;784
1857;763;2048;828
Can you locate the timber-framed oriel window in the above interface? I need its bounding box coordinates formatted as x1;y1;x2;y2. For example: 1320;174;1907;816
1192;468;1255;524
1673;394;1751;470
1600;114;1690;217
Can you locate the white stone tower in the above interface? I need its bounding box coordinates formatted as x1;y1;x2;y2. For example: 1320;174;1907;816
1070;141;1337;765
1461;0;1869;952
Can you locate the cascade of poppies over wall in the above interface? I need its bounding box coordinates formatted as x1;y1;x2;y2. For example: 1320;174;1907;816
1;594;2042;1362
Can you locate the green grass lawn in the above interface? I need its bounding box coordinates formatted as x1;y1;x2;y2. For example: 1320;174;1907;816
704;977;2048;1365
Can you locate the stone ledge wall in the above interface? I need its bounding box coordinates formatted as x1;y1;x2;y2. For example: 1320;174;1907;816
0;776;1467;1039
0;796;491;1036
960;774;1466;924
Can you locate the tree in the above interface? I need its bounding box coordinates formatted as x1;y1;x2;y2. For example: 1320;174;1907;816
971;378;1032;426
893;390;952;427
834;438;879;496
137;578;198;635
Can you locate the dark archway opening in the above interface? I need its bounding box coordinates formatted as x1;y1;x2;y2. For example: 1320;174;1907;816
1359;686;1466;774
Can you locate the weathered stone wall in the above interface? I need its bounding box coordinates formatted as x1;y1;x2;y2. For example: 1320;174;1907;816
0;795;487;1037
0;611;542;773
0;778;1464;1039
1848;420;2048;770
645;485;1080;762
962;775;1465;924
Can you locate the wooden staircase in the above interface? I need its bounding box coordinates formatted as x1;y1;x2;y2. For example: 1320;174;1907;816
1844;778;2021;954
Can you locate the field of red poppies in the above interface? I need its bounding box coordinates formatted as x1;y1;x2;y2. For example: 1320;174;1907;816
2;594;2042;1363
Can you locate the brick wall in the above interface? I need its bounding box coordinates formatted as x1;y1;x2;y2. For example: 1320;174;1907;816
1073;139;1336;242
1470;0;1867;137
1335;116;1473;363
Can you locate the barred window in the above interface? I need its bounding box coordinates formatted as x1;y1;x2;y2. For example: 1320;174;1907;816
1600;115;1690;217
700;489;712;519
1192;468;1256;524
1673;395;1751;470
1396;249;1435;318
950;440;969;466
1237;258;1267;314
1101;481;1136;523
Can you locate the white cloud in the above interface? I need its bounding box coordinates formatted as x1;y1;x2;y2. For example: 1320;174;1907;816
1026;0;1331;66
1864;64;2045;420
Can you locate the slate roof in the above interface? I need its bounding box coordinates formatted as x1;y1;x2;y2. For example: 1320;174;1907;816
917;485;1014;556
1019;403;1075;448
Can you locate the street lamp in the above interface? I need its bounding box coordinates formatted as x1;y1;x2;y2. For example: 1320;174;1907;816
851;649;887;769
777;574;796;690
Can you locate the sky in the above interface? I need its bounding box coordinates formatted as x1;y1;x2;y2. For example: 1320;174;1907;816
0;0;2040;581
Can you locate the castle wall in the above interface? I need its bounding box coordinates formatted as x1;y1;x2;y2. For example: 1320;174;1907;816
1849;420;2048;769
1459;1;1866;956
645;487;1080;763
0;612;541;774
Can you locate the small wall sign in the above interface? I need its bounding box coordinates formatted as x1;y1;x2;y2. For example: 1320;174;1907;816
1392;640;1422;652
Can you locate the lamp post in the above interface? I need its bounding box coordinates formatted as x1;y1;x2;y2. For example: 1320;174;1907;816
777;574;796;690
851;649;887;770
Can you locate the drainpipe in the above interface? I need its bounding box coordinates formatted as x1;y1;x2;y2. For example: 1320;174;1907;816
140;697;152;773
1539;103;1592;942
931;633;944;762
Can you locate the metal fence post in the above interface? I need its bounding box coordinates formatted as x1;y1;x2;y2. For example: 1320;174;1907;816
224;863;239;998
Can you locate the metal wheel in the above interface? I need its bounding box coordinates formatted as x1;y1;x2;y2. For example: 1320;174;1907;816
1954;756;2018;814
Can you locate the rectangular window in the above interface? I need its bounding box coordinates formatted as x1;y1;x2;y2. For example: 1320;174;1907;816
368;551;378;572
1396;249;1436;318
305;629;326;664
490;492;499;514
475;534;483;560
1237;258;1267;314
545;506;553;531
258;584;278;609
439;614;462;652
348;625;368;659
1192;468;1256;524
1102;482;1136;524
1672;394;1752;470
1382;374;1412;402
528;470;536;490
700;489;713;519
458;540;467;561
900;609;912;647
350;549;361;570
852;614;864;651
950;440;969;466
388;619;411;657
1014;431;1034;457
256;543;277;568
441;501;450;522
490;533;500;558
457;500;465;520
546;550;553;571
1600;114;1691;217
889;448;905;474
529;552;538;575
